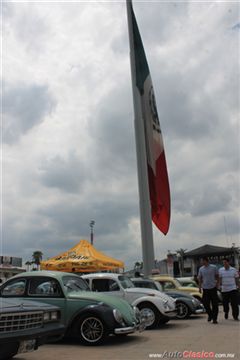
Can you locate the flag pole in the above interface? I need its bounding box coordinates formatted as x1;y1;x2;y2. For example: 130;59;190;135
126;0;155;276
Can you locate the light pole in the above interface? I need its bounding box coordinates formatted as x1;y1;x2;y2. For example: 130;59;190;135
176;253;183;277
90;220;95;245
232;243;239;269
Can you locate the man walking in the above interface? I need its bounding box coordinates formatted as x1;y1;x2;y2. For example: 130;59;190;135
219;258;239;321
198;256;219;324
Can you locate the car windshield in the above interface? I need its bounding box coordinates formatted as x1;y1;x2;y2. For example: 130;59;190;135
62;276;90;292
118;275;135;289
179;280;198;288
152;281;163;291
173;278;182;287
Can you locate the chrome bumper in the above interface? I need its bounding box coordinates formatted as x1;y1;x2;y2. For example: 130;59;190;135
194;308;205;314
114;321;145;335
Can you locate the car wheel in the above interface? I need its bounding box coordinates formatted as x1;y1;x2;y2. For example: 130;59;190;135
137;302;159;329
176;301;190;319
73;314;108;346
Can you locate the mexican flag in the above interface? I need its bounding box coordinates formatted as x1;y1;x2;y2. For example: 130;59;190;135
129;2;171;235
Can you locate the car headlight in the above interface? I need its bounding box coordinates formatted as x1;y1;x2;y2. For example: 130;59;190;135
113;309;125;326
50;311;59;321
43;310;60;322
43;312;51;322
163;300;169;309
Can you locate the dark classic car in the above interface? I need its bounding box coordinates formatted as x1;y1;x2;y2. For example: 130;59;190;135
131;278;205;319
0;271;144;346
0;298;64;360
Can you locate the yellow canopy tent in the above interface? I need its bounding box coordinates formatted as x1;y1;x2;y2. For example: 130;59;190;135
40;239;124;272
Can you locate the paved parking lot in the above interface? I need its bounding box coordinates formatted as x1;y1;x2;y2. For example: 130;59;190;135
16;309;239;360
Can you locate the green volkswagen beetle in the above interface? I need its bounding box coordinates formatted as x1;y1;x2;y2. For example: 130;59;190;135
0;271;144;345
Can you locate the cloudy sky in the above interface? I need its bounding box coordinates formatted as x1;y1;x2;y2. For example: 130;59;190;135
2;0;240;269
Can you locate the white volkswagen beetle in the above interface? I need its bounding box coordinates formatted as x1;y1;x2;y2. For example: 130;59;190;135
83;273;177;329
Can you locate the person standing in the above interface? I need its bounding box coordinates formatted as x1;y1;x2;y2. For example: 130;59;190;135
219;258;239;320
198;256;219;324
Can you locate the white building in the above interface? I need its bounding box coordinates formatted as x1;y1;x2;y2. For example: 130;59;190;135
0;256;26;283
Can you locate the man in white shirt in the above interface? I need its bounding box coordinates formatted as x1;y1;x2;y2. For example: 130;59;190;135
219;258;239;320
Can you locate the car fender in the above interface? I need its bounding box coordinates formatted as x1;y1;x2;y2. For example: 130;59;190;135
190;292;202;301
131;296;165;316
175;298;193;312
67;303;116;334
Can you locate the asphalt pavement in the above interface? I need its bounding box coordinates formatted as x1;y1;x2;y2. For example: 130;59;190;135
16;308;240;360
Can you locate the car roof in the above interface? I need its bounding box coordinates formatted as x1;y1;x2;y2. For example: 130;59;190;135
6;270;82;280
177;277;194;281
131;278;154;282
151;275;175;280
83;273;121;279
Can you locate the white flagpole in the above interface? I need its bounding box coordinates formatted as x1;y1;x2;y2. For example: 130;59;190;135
126;0;155;276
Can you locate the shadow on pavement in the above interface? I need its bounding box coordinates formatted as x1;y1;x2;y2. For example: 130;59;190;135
56;334;149;347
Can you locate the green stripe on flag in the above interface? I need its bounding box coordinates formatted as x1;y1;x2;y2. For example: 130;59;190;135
131;4;150;94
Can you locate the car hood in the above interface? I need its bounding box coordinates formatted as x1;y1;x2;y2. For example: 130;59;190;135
125;287;175;305
166;291;194;299
178;286;199;293
0;298;59;312
67;291;136;323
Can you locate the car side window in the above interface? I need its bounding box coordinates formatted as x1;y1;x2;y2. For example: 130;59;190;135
162;281;175;290
133;282;142;288
1;279;26;296
92;279;108;292
91;279;119;292
28;278;62;297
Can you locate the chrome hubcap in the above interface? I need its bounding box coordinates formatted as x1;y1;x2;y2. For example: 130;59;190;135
140;308;155;327
80;317;104;342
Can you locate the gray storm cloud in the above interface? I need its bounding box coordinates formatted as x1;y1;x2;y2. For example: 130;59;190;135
3;83;56;144
2;1;239;267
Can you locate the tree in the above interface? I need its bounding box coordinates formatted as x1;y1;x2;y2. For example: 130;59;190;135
32;251;43;270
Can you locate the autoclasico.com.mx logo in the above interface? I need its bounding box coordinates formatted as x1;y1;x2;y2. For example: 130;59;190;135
149;351;235;358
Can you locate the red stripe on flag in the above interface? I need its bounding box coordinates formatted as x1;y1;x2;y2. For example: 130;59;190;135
148;151;171;235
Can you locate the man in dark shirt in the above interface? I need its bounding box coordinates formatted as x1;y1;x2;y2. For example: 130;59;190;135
198;256;219;324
